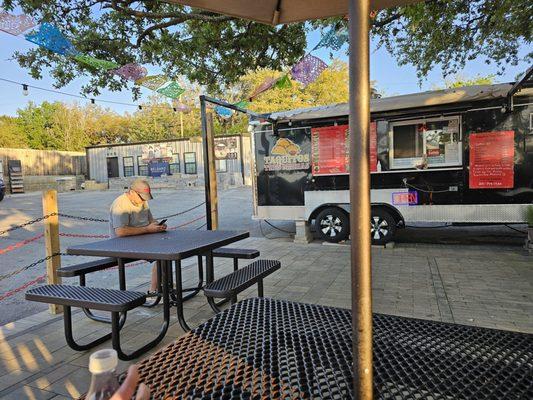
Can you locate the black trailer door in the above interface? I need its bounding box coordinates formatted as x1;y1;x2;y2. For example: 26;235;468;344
107;157;119;178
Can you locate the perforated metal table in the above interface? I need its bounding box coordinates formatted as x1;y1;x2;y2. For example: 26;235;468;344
67;229;249;332
134;297;533;399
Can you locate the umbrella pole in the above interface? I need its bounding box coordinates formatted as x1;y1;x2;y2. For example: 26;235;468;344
348;0;373;399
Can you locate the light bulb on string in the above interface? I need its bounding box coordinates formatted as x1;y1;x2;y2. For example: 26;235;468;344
22;84;29;96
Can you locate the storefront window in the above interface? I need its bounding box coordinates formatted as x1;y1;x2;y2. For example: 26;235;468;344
169;153;180;174
390;117;461;169
184;152;197;174
123;156;134;177
137;156;148;176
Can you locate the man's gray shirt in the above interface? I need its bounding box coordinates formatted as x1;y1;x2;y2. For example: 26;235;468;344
109;193;153;237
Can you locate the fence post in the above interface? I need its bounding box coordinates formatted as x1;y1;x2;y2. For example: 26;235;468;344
42;189;62;314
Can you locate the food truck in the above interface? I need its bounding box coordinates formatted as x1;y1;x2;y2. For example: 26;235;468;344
250;79;533;244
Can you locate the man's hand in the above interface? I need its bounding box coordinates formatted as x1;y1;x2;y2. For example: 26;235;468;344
110;365;150;400
146;221;166;233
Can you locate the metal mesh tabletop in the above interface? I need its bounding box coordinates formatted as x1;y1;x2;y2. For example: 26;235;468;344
135;298;532;399
67;229;249;260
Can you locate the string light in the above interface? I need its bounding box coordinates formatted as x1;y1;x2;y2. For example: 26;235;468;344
0;77;178;110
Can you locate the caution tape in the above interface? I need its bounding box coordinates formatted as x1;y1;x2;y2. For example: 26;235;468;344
0;274;46;302
0;233;44;255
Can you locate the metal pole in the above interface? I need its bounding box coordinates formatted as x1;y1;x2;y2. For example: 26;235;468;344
179;95;184;137
349;0;373;399
200;95;213;230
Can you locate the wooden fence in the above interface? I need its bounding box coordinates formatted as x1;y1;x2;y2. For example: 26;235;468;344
0;147;86;178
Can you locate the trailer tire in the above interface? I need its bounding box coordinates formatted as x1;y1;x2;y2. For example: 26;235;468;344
315;207;350;243
371;208;396;245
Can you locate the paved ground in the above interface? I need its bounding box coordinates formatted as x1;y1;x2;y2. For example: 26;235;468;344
0;187;528;325
0;236;531;399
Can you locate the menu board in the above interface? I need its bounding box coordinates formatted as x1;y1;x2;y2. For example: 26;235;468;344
369;121;377;172
311;122;378;176
469;131;514;189
311;125;349;175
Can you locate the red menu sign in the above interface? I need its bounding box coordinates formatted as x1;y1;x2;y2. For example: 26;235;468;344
311;125;349;175
369;121;377;172
311;122;378;176
469;131;514;189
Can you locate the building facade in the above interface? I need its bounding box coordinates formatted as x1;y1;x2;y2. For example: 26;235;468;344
86;135;252;189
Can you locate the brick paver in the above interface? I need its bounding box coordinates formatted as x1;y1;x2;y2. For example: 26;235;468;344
0;238;531;398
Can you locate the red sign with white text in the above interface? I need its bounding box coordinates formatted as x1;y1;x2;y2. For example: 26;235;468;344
311;125;349;175
469;131;514;189
369;121;377;172
311;122;378;175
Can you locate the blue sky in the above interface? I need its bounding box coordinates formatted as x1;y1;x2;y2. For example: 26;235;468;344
0;26;530;117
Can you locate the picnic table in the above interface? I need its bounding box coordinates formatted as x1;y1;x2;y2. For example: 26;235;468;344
67;229;249;333
132;297;533;399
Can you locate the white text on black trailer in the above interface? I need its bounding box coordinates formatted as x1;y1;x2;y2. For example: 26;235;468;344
250;80;533;244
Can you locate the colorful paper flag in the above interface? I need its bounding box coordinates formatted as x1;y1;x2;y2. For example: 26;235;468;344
234;100;250;109
249;77;277;100
25;23;78;56
173;103;191;112
0;11;36;36
290;54;327;86
274;74;292;89
315;26;349;51
156;81;185;99
135;75;168;91
215;105;234;118
113;63;148;81
74;54;119;71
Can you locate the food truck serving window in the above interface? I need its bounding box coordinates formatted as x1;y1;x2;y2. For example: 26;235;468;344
389;116;462;170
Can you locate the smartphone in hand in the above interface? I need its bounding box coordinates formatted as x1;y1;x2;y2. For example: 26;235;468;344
158;219;167;226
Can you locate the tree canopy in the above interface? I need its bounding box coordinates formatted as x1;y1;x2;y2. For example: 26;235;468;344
1;0;530;98
0;61;359;151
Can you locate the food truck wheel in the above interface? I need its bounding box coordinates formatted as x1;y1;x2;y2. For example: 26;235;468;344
315;207;350;243
371;208;396;245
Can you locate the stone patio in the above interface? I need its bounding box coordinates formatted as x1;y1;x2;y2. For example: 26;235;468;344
0;238;531;399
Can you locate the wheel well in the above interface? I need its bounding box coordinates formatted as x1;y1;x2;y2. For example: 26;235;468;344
371;203;404;226
308;204;349;223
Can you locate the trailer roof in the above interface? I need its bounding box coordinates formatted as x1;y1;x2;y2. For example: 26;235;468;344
267;82;533;122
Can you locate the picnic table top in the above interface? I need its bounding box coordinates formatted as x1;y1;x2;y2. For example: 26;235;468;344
133;297;532;399
66;229;249;260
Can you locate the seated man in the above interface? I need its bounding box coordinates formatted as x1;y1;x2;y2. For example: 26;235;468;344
109;178;166;293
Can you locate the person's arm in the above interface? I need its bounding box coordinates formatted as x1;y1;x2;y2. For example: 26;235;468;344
115;223;165;237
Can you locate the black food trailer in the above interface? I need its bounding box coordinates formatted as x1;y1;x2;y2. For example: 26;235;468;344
250;79;533;244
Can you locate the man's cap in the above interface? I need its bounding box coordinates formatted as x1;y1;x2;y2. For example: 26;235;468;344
130;179;153;201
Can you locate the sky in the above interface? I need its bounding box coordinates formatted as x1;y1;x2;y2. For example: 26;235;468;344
0;24;530;117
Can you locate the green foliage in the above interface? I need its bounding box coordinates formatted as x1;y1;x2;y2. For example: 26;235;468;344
369;0;532;82
526;205;533;227
2;0;529;97
0;62;365;151
442;74;496;89
0;115;27;148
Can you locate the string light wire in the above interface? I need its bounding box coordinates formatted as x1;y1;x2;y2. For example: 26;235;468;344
0;76;182;110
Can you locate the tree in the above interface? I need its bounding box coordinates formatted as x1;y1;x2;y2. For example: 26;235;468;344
0;116;27;148
2;0;530;97
443;74;496;89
